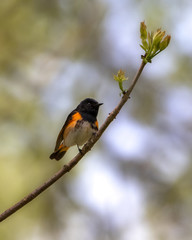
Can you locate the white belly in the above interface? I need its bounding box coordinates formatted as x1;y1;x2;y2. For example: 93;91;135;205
65;121;96;147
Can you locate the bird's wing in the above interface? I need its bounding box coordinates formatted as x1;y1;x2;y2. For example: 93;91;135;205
54;110;76;151
54;110;83;150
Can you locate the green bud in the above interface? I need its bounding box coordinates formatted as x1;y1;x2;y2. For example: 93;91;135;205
159;35;171;51
153;30;165;46
139;21;171;63
114;69;128;93
140;22;147;40
114;69;128;82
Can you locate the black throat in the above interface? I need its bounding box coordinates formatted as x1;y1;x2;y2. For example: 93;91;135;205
80;111;97;123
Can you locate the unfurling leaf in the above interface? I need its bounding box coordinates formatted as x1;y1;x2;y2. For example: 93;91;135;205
140;22;147;40
114;69;128;93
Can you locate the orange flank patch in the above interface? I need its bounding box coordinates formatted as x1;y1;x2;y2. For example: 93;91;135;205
58;143;69;152
95;120;99;129
71;112;82;122
63;112;82;139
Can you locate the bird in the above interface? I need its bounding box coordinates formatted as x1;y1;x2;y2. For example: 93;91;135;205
49;98;103;160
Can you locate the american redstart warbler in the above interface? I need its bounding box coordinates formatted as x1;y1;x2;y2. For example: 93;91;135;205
50;98;103;160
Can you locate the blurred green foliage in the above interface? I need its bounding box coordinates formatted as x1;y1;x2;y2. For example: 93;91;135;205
0;0;104;74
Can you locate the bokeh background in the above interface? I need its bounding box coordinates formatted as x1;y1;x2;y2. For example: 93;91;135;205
0;0;192;239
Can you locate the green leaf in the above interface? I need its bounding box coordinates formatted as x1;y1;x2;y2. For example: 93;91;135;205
142;39;148;50
140;44;147;51
140;21;147;41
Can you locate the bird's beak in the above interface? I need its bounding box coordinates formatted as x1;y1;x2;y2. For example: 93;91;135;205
98;103;103;106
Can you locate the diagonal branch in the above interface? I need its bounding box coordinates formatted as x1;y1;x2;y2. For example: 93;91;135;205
0;60;146;222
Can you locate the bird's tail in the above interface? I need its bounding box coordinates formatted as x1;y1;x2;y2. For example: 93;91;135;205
49;146;69;161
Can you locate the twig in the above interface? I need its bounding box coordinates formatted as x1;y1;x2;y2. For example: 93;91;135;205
0;60;146;222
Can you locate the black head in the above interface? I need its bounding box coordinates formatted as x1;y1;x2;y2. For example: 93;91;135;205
76;98;103;117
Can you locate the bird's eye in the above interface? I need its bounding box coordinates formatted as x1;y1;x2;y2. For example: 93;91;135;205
87;103;91;106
